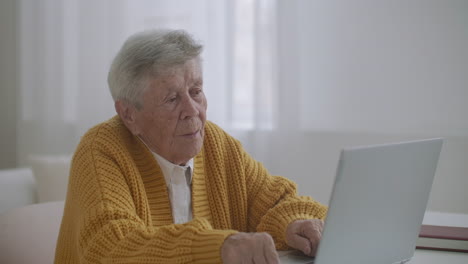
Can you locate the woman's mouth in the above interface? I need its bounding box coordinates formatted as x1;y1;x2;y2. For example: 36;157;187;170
180;130;200;138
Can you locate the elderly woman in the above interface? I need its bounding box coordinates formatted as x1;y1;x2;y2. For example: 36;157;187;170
55;29;327;264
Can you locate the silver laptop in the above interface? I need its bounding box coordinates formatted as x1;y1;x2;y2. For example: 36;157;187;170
280;138;443;264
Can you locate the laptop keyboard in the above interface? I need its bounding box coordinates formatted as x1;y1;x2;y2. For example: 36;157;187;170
278;250;315;264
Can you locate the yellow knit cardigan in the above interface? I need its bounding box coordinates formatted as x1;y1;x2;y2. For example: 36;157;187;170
54;116;327;263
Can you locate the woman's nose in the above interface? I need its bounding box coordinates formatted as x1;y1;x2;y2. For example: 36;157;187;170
180;97;199;119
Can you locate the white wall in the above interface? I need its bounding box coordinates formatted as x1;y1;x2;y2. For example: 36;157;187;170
256;132;468;214
298;0;468;135
0;0;18;169
255;0;468;214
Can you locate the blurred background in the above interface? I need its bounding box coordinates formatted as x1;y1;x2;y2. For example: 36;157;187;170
1;0;467;214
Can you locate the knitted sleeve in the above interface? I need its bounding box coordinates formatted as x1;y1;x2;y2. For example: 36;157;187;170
57;131;236;264
77;205;234;263
242;149;328;250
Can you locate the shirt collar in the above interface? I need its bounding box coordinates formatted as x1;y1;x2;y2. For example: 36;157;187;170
153;152;193;186
138;137;193;187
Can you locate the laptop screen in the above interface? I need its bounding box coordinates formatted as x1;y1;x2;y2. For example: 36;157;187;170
280;138;442;264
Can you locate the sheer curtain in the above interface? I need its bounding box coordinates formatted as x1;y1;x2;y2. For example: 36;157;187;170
17;0;277;164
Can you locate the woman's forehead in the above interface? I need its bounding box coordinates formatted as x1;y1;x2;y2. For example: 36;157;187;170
152;57;202;78
145;69;201;96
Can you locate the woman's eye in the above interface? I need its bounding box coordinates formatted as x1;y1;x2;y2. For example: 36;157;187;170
168;97;177;103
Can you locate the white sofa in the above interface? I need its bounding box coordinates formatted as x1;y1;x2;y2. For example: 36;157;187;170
0;155;70;215
0;201;65;264
0;156;70;264
0;168;36;214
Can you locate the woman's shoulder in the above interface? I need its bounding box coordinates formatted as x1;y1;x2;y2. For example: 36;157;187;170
204;121;239;144
77;115;132;151
203;121;245;159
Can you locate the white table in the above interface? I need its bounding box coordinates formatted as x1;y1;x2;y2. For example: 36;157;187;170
410;210;468;263
279;249;468;264
410;249;467;264
279;210;468;263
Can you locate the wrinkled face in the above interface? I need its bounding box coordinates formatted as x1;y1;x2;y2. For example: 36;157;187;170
118;58;207;165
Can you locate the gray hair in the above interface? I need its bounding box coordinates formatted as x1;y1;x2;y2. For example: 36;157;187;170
108;29;203;109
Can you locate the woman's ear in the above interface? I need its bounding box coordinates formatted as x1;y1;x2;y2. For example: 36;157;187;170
115;100;140;135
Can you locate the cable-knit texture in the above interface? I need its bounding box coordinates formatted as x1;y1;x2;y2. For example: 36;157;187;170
54;116;327;263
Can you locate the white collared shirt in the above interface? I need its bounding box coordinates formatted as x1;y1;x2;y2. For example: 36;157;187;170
152;152;193;224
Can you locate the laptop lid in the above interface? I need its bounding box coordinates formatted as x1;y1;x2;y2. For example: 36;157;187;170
280;138;443;264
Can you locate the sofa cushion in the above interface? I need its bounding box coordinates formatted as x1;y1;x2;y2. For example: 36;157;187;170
0;201;64;264
0;168;36;214
28;155;71;203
